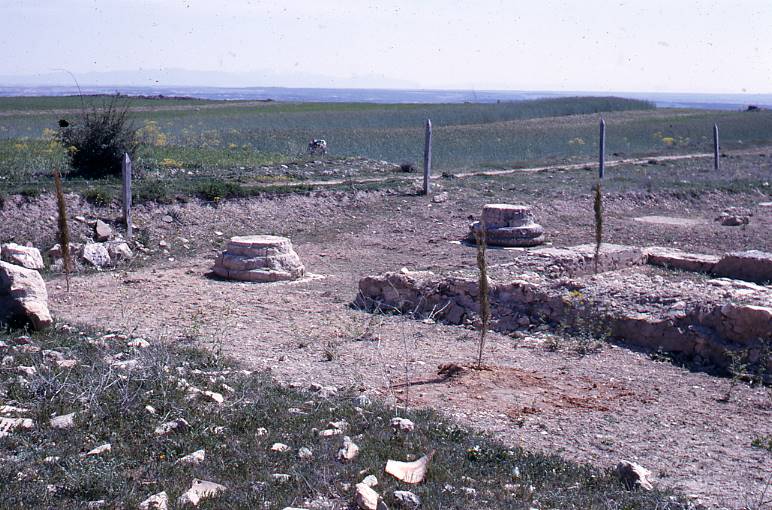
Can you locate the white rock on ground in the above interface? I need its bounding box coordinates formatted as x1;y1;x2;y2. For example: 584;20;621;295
106;241;133;262
355;483;385;510
271;443;291;452
361;475;378;487
337;436;360;462
154;418;189;436
0;261;52;330
81;243;111;268
139;491;168;510
0;417;34;433
0;243;44;269
393;490;421;508
390;417;415;433
85;443;111;456
178;449;206;465
50;412;76;429
615;460;654;491
298;447;313;460
94;220;112;242
177;479;226;507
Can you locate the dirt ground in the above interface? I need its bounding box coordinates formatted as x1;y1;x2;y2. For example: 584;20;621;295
6;152;770;509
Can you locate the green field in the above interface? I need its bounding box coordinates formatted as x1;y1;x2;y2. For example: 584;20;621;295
1;95;771;200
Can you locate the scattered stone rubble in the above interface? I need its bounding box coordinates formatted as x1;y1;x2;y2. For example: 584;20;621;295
213;235;305;282
357;244;772;379
468;204;545;247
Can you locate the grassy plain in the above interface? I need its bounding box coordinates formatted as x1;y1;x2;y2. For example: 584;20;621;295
2;95;772;202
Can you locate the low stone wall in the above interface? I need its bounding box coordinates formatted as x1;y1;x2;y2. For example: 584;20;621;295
356;263;772;379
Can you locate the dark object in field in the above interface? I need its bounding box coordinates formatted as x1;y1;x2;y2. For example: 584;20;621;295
307;139;327;155
400;162;417;173
438;363;465;379
441;172;457;179
58;119;69;128
746;105;760;111
56;94;138;179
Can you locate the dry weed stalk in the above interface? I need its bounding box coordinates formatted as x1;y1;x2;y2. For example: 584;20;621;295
475;226;490;369
53;167;71;291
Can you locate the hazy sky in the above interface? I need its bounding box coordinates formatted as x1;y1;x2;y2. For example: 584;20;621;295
1;0;771;92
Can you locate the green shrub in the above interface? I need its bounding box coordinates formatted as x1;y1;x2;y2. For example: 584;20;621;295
133;178;173;204
57;95;139;179
196;179;244;202
82;186;114;206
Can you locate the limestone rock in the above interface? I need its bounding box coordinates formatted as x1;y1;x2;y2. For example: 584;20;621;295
179;449;206;465
298;447;313;460
85;443;111;456
139;491;168;510
0;416;34;433
0;261;52;330
385;451;434;484
213;235;305;282
337;435;360;462
0;243;44;270
361;475;378;487
155;418;189;436
50;412;76;429
432;191;449;203
615;460;654;491
271;442;291;453
713;250;772;283
82;243;111;268
177;479;226;507
644;247;720;273
468;204;545;247
106;241;133;262
355;483;384;510
94;220;112;242
393;490;421;508
390;417;415;433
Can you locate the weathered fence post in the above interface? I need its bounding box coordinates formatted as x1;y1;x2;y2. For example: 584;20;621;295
713;123;720;171
598;117;606;179
122;152;132;239
423;119;432;195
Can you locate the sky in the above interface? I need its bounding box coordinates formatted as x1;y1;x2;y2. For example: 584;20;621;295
1;0;771;93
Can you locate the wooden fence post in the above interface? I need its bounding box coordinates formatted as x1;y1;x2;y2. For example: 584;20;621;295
598;117;606;179
122;153;132;239
423;119;432;195
713;123;720;171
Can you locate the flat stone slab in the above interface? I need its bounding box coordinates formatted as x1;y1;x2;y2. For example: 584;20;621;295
633;216;707;227
713;250;772;284
644;247;720;273
529;243;645;276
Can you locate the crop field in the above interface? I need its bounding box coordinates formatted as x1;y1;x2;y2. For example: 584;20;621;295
3;95;772;194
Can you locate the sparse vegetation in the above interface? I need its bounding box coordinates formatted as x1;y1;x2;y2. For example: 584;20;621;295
0;325;688;509
55;95;139;179
474;228;491;369
52;167;71;290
